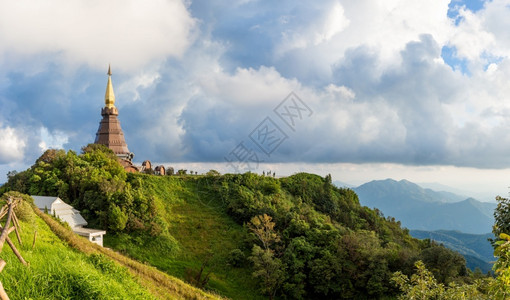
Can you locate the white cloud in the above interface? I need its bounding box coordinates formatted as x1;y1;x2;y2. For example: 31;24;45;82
278;0;452;67
278;1;350;53
449;7;495;61
317;2;350;44
5;0;510;172
38;127;69;152
198;66;301;106
118;70;161;102
475;0;510;57
324;84;355;101
0;126;26;163
0;0;196;71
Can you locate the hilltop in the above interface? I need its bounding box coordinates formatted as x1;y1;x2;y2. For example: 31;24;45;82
0;145;478;299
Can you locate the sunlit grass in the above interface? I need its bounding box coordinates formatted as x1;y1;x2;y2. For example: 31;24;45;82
0;204;154;299
105;175;264;299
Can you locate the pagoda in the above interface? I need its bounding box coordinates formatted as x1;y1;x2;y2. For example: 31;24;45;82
95;66;137;171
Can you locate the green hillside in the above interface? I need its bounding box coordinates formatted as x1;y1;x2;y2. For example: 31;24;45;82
0;191;222;300
108;171;441;299
0;193;153;299
1;146;479;299
105;174;260;299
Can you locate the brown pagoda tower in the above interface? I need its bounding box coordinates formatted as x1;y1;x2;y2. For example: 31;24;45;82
95;66;134;162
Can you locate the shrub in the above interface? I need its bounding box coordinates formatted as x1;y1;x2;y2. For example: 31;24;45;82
227;249;246;267
109;204;128;231
206;170;220;176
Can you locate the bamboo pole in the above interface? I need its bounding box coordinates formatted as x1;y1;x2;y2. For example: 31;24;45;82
0;281;9;300
12;212;21;233
0;224;26;266
0;207;7;220
32;230;37;250
0;198;25;300
0;259;6;273
4;227;15;236
11;213;22;246
5;237;27;266
0;227;16;239
0;199;14;252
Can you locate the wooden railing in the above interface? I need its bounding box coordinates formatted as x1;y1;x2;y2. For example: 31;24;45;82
0;197;28;300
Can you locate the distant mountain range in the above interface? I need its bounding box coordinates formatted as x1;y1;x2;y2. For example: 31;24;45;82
353;179;496;234
410;230;494;273
333;180;354;188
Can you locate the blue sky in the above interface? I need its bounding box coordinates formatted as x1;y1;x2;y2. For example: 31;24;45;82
2;0;510;199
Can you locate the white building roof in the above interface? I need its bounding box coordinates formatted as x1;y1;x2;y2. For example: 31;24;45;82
31;195;106;247
51;202;74;212
73;227;106;237
31;195;58;211
31;195;88;228
60;213;88;228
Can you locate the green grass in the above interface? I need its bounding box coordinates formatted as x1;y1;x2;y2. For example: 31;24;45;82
0;204;155;299
33;202;222;300
105;175;264;299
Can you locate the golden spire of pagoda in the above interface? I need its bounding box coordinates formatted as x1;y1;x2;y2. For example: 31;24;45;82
104;64;116;108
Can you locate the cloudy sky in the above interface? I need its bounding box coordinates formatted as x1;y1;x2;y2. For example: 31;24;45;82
1;0;510;200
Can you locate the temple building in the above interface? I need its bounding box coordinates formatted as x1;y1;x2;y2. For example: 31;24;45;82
95;66;138;172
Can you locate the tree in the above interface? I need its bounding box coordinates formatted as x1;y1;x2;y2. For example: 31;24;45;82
248;214;280;250
418;245;466;284
392;260;445;299
108;204;128;231
489;233;510;298
493;196;510;241
5;145;160;234
248;214;285;298
487;197;510;298
206;169;220;176
166;167;174;176
251;245;286;299
392;261;487;300
6;170;18;180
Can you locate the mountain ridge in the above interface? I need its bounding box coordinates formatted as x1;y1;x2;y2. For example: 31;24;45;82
409;229;494;273
354;178;496;234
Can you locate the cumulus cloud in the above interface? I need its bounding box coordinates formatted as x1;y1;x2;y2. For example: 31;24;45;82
38;127;69;152
0;0;196;71
172;30;510;168
277;1;350;53
0;125;25;163
5;0;510;171
273;0;454;82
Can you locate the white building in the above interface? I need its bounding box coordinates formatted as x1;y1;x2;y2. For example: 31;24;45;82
31;195;106;247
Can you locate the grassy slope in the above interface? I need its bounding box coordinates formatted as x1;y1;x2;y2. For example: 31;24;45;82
105;175;263;300
0;203;154;299
33;203;222;300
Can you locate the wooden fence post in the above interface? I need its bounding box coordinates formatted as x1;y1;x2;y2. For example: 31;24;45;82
0;199;14;252
32;230;37;250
